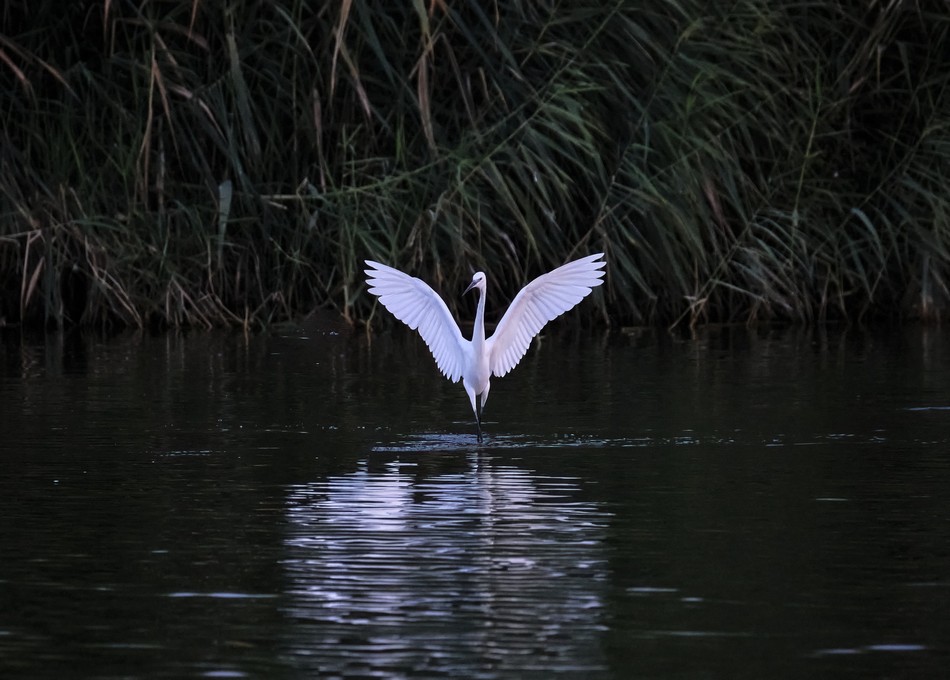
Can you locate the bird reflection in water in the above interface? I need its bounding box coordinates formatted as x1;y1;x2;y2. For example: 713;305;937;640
282;452;610;676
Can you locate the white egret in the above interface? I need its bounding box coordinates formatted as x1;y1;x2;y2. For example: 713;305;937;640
364;253;606;441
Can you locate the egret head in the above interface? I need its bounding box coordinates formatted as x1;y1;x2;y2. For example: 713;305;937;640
464;271;486;296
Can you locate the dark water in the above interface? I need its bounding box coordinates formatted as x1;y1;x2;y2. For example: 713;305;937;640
1;321;949;678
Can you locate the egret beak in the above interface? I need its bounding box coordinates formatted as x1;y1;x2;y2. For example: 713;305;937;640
463;279;478;295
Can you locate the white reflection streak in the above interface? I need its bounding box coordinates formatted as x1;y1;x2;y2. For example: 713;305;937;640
282;455;609;674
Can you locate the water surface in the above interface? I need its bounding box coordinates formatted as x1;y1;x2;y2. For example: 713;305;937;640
1;324;948;677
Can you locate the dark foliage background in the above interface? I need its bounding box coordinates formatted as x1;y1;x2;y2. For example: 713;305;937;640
1;0;948;330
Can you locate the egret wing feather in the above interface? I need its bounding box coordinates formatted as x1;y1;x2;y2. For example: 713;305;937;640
487;253;605;378
365;260;467;383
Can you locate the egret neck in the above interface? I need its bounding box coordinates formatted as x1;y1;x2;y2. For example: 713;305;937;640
462;273;491;439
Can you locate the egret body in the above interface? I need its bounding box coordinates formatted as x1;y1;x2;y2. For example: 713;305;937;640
365;253;606;441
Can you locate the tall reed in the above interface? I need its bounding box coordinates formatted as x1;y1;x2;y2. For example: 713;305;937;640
1;1;948;330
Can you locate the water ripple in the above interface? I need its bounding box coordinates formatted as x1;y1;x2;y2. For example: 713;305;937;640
281;454;611;676
370;429;940;452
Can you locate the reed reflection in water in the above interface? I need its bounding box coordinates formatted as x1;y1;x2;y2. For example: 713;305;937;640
283;452;611;676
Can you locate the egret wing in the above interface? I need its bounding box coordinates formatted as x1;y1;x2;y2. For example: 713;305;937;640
365;260;467;383
487;253;605;377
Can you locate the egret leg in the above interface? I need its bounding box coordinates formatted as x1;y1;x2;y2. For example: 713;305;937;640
471;384;490;443
465;384;482;443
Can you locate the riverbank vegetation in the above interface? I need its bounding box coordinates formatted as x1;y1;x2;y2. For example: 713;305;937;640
2;1;948;331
